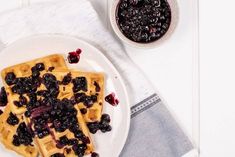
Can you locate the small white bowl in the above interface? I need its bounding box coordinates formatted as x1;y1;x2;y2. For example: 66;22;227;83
110;0;179;48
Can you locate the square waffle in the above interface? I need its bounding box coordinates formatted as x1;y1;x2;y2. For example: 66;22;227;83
0;105;38;157
1;54;68;115
45;70;104;122
0;54;105;157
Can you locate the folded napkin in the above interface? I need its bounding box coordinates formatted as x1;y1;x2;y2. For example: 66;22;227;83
0;0;194;156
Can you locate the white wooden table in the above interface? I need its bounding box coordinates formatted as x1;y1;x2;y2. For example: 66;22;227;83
0;0;199;157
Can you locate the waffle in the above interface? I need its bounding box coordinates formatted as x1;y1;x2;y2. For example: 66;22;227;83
45;70;104;122
0;105;38;157
1;54;68;115
24;105;93;157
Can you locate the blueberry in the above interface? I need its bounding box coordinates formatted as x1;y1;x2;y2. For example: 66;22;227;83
62;73;72;85
74;130;83;139
14;101;23;107
59;135;69;145
87;122;99;134
16;122;33;146
5;72;16;85
32;71;40;78
72;143;86;156
91;152;99;157
35;63;45;71
81;136;90;144
37;132;44;139
12;135;20;146
72;77;87;92
48;66;55;72
0;110;3;115
67;51;81;64
50;153;65;157
69;139;78;146
0;87;8;106
101;114;111;123
7;112;19;126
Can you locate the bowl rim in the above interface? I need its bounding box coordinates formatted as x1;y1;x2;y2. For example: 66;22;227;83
109;0;180;48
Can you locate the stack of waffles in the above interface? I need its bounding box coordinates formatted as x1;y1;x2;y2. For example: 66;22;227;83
0;54;105;157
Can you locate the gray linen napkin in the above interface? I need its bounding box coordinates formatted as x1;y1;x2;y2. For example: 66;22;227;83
0;0;194;156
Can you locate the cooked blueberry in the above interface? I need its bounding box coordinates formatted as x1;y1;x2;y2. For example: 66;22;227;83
94;81;101;92
74;93;86;103
50;153;65;157
14;101;23;107
11;77;37;94
81;136;90;144
80;108;87;114
74;130;83;139
101;114;111;123
48;66;55;72
69;124;80;133
59;135;69;145
24;111;31;117
91;152;100;157
35;63;45;71
16;122;33;146
72;143;86;156
87;122;99;134
0;87;8;106
32;70;40;78
5;72;16;85
72;77;87;92
0;110;3;115
37;132;44;139
67;50;81;64
19;95;27;105
105;93;119;106
116;0;171;43
83;96;94;108
62;73;72;85
99;124;112;133
42;73;58;89
69;139;78;146
12;135;20;146
7;112;19;126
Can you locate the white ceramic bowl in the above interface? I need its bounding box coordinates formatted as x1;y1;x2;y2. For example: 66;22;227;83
110;0;179;48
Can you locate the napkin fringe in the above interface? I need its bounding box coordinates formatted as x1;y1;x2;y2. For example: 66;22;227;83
131;93;161;118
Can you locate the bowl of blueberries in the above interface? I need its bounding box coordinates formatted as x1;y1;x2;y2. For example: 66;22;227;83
110;0;179;48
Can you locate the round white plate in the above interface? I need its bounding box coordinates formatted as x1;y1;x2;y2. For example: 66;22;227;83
0;34;130;157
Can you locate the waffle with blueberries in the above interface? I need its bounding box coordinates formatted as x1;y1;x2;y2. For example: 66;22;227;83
41;70;105;123
1;54;68;115
21;70;95;156
0;105;38;157
0;54;112;157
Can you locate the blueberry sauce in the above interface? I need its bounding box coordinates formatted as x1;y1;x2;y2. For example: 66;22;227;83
116;0;172;43
105;92;119;106
67;48;82;64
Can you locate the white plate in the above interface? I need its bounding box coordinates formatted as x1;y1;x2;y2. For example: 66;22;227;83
0;34;130;157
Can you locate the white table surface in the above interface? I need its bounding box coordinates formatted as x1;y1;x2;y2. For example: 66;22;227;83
0;0;199;157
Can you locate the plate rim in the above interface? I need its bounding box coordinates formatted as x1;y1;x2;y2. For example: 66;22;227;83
0;33;131;157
